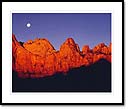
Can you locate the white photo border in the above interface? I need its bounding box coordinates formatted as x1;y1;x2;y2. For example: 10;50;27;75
2;2;124;104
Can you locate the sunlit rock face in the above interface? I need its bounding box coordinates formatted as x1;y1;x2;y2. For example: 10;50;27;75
12;34;111;78
23;38;55;58
59;38;83;71
82;45;90;54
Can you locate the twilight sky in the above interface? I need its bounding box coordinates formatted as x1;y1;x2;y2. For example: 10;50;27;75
12;13;111;50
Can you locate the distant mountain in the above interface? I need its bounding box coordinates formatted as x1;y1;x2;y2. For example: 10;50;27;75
12;34;111;78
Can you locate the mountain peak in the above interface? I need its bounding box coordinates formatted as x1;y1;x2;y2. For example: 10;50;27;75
12;34;111;78
60;37;79;53
23;37;55;57
12;34;20;46
65;37;76;45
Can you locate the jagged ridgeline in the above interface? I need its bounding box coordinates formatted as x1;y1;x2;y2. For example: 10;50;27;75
12;34;111;78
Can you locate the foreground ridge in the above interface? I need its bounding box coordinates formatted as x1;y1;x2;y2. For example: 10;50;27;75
12;34;111;78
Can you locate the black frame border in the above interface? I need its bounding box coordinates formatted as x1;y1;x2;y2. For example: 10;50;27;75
1;1;124;105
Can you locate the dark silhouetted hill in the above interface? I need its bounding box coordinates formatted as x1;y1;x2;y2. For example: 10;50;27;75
12;59;111;92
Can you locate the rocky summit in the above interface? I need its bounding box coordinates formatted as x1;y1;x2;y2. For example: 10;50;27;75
12;34;111;78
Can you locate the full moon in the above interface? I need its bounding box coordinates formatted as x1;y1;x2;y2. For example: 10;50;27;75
26;23;31;28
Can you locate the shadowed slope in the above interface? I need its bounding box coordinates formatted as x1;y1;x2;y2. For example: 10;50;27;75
12;59;111;92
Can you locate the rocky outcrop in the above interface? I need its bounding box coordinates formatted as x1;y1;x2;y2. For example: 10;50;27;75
82;45;90;54
23;38;55;58
59;38;83;69
92;43;111;55
12;34;111;78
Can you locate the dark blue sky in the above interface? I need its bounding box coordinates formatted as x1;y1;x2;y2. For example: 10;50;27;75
12;13;111;50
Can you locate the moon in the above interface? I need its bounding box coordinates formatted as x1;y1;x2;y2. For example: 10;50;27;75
26;23;31;28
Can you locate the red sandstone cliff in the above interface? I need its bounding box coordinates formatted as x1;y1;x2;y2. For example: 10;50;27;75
12;34;111;78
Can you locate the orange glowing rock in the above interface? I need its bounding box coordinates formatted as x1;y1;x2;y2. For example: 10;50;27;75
12;34;111;78
92;43;105;53
82;45;90;54
83;53;93;65
23;38;55;57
